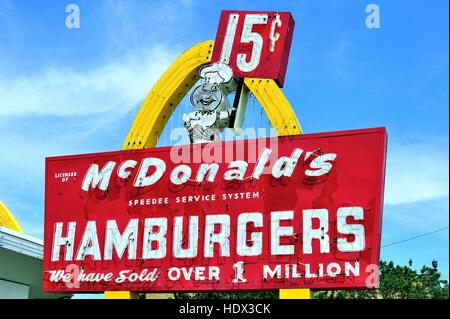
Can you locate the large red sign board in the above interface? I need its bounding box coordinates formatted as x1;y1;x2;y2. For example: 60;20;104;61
43;128;387;292
211;10;295;87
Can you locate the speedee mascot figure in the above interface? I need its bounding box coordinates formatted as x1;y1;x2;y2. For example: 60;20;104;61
183;62;237;144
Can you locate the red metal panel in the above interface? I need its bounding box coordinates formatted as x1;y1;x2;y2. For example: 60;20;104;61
43;128;387;292
211;10;295;87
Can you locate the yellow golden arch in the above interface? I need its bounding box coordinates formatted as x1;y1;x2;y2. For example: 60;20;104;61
0;201;23;233
122;40;302;149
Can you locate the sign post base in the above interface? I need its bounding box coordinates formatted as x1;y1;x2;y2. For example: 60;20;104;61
280;289;311;299
104;291;139;299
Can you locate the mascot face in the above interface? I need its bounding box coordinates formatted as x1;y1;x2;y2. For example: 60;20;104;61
190;83;224;111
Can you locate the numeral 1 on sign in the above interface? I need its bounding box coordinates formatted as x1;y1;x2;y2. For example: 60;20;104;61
220;14;239;64
232;261;247;283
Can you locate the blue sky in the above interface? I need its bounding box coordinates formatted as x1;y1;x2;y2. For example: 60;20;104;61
0;0;448;297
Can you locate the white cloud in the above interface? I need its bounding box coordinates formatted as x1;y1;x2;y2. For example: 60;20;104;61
0;46;175;117
0;0;199;119
383;197;449;231
384;142;449;205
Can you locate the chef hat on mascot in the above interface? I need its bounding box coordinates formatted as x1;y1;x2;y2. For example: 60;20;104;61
199;62;233;85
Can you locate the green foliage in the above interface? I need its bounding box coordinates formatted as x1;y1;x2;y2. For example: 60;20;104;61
173;260;448;299
314;260;449;299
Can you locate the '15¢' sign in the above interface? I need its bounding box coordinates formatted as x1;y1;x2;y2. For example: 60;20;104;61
43;128;387;292
211;10;295;87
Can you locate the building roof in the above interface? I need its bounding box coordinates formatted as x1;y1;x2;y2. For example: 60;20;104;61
0;226;71;299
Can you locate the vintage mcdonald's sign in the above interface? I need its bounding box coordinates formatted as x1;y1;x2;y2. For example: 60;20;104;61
43;128;387;292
